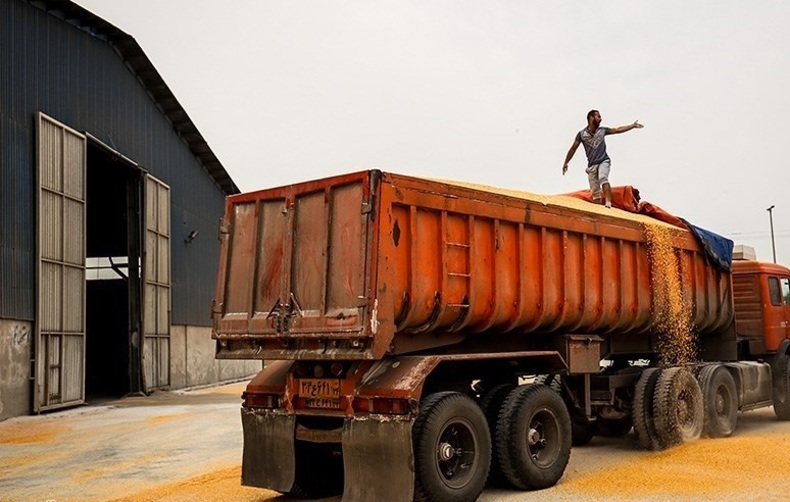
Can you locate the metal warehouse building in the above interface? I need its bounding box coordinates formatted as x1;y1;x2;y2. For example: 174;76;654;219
0;0;259;420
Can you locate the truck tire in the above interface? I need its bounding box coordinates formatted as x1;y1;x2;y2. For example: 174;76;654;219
479;384;515;486
412;392;491;502
534;374;562;393
533;375;591;446
698;364;738;437
495;384;571;490
652;367;704;448
632;368;661;450
773;353;790;420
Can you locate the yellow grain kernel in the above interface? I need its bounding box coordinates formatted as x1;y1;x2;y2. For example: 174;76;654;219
643;223;696;366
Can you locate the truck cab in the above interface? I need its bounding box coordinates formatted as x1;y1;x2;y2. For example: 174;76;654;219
732;258;790;356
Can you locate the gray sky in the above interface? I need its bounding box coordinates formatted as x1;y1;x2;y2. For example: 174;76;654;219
75;0;790;265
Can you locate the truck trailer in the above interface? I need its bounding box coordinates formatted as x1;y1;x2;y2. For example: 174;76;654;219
212;170;790;501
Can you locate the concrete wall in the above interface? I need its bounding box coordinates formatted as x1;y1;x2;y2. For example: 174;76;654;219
170;325;261;389
0;319;32;421
1;322;259;421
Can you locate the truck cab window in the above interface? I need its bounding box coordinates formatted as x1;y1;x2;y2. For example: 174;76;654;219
768;277;782;306
782;278;790;305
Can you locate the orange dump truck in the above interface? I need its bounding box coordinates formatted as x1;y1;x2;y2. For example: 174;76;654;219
212;170;790;501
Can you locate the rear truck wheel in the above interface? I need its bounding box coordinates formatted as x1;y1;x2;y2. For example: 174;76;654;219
534;374;563;393
773;352;790;420
412;392;491;502
652;367;704;448
534;375;590;446
632;368;661;450
495;384;572;490
698;365;738;437
479;384;515;486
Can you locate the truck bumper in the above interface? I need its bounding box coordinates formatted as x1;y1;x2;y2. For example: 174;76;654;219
241;407;415;502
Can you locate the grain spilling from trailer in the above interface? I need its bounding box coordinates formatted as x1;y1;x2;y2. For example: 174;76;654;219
643;222;697;367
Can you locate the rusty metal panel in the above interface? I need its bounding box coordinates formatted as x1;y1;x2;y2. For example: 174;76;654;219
214;170;734;361
380;172;733;352
565;335;604;374
254;200;289;319
292;191;328;315
214;172;375;358
327;183;367;317
355;357;442;400
224;201;258;321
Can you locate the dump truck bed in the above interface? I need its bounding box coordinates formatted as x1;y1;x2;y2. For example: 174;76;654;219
212;170;733;360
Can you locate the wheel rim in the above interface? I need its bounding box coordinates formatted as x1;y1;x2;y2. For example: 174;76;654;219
714;383;734;422
434;418;478;489
674;371;703;439
677;384;698;432
527;407;561;468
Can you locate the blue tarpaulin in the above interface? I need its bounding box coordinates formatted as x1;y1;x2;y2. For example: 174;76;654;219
679;218;734;271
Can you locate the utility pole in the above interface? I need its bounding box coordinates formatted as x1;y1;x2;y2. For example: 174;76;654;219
767;205;777;263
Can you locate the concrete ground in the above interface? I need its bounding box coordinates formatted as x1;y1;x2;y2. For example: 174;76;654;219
1;382;789;502
0;382;271;502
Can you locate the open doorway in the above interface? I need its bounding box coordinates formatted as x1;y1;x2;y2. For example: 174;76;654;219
85;141;143;399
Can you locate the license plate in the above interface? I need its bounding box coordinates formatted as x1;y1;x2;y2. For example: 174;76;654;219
305;398;341;409
299;378;341;398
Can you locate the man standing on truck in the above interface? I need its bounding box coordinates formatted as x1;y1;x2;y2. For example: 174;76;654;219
562;110;643;208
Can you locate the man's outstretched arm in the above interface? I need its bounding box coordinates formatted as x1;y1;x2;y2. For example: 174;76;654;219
607;121;644;135
562;140;581;175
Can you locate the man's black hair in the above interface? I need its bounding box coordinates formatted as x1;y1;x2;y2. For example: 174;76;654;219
587;109;599;121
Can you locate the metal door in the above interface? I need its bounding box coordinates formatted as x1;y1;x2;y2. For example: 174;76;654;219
34;113;86;412
142;175;171;390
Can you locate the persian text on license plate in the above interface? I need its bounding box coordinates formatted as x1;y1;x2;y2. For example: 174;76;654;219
299;378;341;398
305;398;341;409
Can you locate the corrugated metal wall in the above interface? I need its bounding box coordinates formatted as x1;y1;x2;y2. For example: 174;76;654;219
0;0;226;325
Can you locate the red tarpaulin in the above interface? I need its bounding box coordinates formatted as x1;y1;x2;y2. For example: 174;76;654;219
563;186;686;228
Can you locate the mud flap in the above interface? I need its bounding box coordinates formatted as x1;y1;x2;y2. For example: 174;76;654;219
241;409;296;492
342;416;415;502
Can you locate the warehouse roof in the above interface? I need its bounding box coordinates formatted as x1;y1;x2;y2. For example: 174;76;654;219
31;0;240;195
